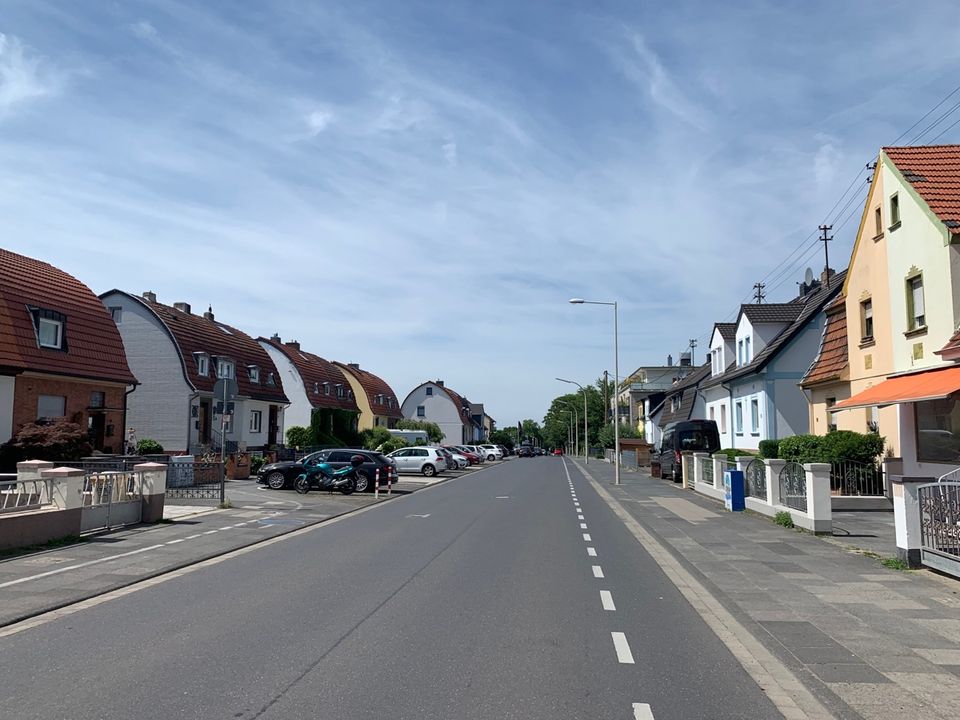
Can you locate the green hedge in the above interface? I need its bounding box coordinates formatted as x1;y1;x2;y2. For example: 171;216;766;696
758;439;779;459
136;438;164;454
777;431;885;465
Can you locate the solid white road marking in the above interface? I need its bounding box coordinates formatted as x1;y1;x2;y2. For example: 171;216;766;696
612;632;635;664
0;544;166;589
583;533;592;541
587;547;597;557
580;523;588;529
600;590;616;611
633;703;655;720
592;565;604;578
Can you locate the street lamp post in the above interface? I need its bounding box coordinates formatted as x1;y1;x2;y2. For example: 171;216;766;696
561;402;579;457
557;377;588;464
570;298;620;485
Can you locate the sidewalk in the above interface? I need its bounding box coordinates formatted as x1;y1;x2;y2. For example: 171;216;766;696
572;459;960;720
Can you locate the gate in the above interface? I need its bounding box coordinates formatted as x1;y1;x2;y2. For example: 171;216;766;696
778;462;808;512
830;459;885;496
166;461;225;503
918;482;960;578
81;470;142;533
744;458;767;501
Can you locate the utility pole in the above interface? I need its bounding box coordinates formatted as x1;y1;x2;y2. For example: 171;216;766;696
753;282;766;303
819;224;833;288
688;338;697;366
603;370;609;425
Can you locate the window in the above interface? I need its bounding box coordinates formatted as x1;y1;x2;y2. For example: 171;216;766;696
826;397;838;432
89;391;105;409
426;386;433;396
417;405;426;417
266;372;276;386
336;384;344;398
323;382;330;396
735;401;743;434
750;398;759;434
347;389;354;399
737;339;744;366
249;410;262;433
720;404;727;433
248;366;260;384
109;306;123;323
861;299;873;340
709;406;715;421
195;353;209;376
37;394;66;419
313;382;319;395
38;317;63;349
217;359;234;379
744;336;752;364
907;275;925;331
889;193;900;229
916;397;960;463
874;207;882;237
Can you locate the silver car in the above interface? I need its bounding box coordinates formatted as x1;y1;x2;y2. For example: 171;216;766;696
387;446;449;477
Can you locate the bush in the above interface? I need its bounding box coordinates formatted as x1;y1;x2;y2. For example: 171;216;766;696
774;511;794;528
719;448;754;462
377;438;408;454
758;439;780;459
250;455;266;474
598;423;640;449
136;438;164;455
396;419;443;444
286;426;312;448
360;426;393;451
1;419;92;466
777;432;885;465
777;435;826;464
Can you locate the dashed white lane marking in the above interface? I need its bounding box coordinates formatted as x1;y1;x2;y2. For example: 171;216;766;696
220;526;235;531
632;703;654;720
202;530;218;535
600;590;616;611
592;565;604;578
612;632;635;664
580;523;588;529
574;503;580;508
166;539;185;545
577;514;585;520
587;547;597;557
0;544;167;589
495;496;510;499
184;534;202;540
583;533;592;541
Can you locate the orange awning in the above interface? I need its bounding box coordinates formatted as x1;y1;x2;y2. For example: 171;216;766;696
833;365;960;411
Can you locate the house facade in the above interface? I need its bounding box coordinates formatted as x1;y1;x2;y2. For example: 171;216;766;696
0;249;137;452
800;296;850;434
333;361;403;430
702;322;737;447
100;291;288;453
400;380;481;445
258;337;360;440
657;363;711;433
620;364;688;435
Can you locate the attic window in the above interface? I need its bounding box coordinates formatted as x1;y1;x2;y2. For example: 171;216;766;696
426;386;433;396
336;384;345;399
313;382;319;395
889;193;901;230
194;353;210;377
217;359;235;379
29;307;67;351
323;382;330;396
266;372;276;386
347;389;354;399
248;366;260;384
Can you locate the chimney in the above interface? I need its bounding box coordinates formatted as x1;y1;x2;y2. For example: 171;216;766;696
173;302;191;314
203;305;214;321
348;363;360;369
436;379;444;387
270;333;281;342
142;291;157;303
284;340;300;350
667;354;673;367
679;352;692;367
821;267;835;285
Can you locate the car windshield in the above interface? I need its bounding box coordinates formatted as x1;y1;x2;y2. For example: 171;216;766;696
678;429;713;452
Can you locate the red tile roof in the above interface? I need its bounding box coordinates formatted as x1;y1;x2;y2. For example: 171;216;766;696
936;327;960;360
0;249;136;384
115;293;287;403
440;385;481;428
334;362;403;419
801;294;849;388
884;145;960;232
261;340;358;412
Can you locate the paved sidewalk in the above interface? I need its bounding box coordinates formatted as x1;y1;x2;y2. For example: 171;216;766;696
572;459;960;720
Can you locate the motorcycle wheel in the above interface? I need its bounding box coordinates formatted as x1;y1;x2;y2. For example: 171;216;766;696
339;477;356;495
294;476;311;494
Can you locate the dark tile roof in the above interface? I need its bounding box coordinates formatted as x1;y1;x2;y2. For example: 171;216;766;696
658;363;712;426
334;361;402;418
259;340;356;411
703;270;848;389
800;295;849;387
714;322;737;342
0;249;136;384
740;303;804;325
110;292;287;403
936;327;960;359
883;145;960;231
441;385;482;428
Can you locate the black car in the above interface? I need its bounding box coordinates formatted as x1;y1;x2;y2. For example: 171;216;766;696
656;420;721;482
258;449;397;493
517;445;533;458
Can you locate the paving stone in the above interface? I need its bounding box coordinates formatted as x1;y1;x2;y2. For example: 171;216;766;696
912;648;960;665
807;663;891;683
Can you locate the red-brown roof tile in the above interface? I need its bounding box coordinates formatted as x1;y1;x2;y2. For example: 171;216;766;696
884;145;960;231
936;327;960;359
261;340;358;412
334;362;403;419
0;249;136;384
801;294;849;387
440;385;480;428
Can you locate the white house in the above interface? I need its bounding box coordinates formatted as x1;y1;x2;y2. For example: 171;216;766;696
400;380;481;445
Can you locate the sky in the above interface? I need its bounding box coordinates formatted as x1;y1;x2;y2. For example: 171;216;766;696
4;1;960;427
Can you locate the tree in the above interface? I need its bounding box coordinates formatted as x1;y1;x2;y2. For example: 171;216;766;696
285;426;312;448
396;419;443;444
488;429;515;450
360;426;393;451
0;419;92;468
598;423;640;449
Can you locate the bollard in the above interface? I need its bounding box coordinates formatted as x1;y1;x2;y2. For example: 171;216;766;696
387;468;392;495
375;468;380;499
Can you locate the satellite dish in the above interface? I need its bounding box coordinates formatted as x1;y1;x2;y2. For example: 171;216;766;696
804;267;815;285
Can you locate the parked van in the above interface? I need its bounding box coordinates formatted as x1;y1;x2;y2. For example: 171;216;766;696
656;420;720;482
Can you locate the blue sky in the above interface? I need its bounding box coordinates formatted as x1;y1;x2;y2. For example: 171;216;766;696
4;1;960;427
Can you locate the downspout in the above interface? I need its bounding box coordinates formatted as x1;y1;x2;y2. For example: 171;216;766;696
722;381;733;448
186;391;200;454
122;383;137;454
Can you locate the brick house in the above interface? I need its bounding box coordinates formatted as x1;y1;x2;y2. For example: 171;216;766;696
0;249;137;451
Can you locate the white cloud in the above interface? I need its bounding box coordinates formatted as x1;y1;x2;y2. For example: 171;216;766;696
813;133;843;188
0;33;58;117
129;21;159;42
442;140;457;166
307;109;333;134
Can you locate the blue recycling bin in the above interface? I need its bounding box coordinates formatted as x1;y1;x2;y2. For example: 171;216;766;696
724;469;745;511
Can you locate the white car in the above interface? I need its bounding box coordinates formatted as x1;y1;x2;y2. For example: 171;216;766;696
462;445;486;462
387;447;449;477
479;444;503;461
442;449;469;469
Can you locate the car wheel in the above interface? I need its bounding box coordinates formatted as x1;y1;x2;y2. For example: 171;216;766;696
266;471;287;490
487;454;495;461
354;471;371;493
422;464;436;477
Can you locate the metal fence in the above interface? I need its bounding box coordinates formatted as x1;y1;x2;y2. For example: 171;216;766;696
918;482;960;578
166;461;225;502
701;457;713;486
81;470;143;532
744;458;767;501
0;475;51;513
779;462;808;512
830;459;885;497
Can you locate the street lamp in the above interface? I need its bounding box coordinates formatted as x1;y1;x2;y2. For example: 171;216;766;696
570;298;620;485
557;377;588;464
559;401;579;457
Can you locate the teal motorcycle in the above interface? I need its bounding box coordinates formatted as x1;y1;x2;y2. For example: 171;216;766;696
293;454;363;495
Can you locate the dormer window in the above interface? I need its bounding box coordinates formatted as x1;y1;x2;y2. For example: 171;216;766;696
266;372;276;386
194;352;210;377
217;359;235;379
248;366;260;384
313;382;319;395
323;382;330;396
336;384;345;398
29;308;67;350
347;389;354;399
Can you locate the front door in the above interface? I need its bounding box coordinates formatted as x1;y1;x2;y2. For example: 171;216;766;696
268;405;279;446
87;413;106;451
198;400;212;446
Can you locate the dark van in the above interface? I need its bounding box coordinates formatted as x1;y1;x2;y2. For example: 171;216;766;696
656;420;721;482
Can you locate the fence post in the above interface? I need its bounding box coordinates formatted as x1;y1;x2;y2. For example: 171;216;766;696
692;452;709;489
892;476;925;568
764;459;785;508
17;460;55;503
804;463;833;533
219;462;225;505
882;457;903;499
735;456;753;473
135;462;168;523
713;455;726;490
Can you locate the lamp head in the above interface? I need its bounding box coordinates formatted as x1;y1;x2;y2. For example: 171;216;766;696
569;298;584;304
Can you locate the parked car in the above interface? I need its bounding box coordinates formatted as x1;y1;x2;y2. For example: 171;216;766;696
438;447;469;469
479;444;503;461
258;449;396;493
387;446;449;476
517;445;533;458
446;445;480;464
496;444;510;457
655;420;721;482
552;448;563;456
462;445;486;462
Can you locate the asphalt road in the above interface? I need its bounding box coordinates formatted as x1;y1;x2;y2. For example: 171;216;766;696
0;457;781;720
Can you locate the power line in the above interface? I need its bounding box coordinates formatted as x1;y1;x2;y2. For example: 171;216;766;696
908;98;960;145
927;114;960;144
889;84;960;145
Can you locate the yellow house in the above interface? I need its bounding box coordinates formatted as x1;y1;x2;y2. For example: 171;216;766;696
333;362;403;431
